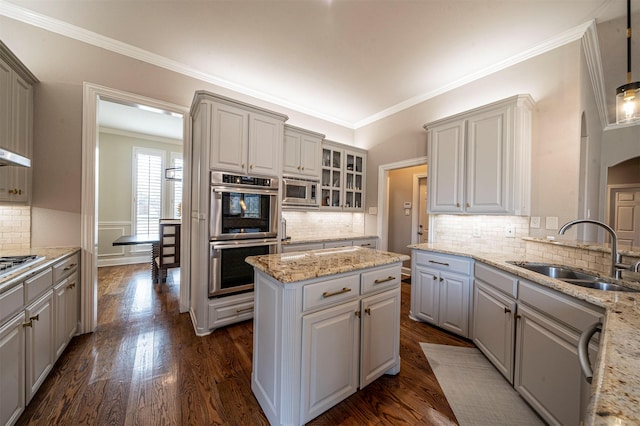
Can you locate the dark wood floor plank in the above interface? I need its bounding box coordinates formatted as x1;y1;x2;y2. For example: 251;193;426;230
17;265;467;425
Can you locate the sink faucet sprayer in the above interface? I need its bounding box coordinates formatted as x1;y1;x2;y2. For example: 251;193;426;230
558;219;629;279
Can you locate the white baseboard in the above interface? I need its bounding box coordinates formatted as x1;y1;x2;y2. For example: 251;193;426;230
98;256;150;267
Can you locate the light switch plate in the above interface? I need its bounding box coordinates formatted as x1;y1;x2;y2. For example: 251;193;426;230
530;216;540;228
546;216;559;230
368;207;377;215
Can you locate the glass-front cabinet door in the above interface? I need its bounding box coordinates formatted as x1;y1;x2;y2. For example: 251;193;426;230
344;151;364;210
321;146;343;208
321;143;366;211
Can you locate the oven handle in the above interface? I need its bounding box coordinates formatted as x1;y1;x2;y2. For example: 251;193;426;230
212;186;278;196
210;239;279;249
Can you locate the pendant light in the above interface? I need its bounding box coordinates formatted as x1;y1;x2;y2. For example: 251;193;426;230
616;0;640;124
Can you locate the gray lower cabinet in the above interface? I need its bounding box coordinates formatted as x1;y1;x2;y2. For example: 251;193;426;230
473;281;516;382
472;262;603;426
411;250;472;337
515;280;603;426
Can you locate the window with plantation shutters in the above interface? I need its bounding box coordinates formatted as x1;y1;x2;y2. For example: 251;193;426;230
133;148;164;236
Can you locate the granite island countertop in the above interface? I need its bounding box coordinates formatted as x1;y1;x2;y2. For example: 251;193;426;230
409;242;640;426
246;246;409;284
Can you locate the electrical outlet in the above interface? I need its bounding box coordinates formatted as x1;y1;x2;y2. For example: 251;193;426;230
546;216;559;230
472;225;481;238
504;224;516;238
530;216;540;228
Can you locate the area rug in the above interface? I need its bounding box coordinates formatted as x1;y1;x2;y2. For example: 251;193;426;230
419;343;544;426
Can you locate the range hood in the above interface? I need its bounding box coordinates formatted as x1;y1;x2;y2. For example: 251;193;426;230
0;147;30;167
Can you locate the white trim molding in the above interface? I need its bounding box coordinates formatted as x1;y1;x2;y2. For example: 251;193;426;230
376;156;428;251
82;83;189;333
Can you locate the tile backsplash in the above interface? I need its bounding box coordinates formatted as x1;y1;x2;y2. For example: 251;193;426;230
282;211;365;239
432;215;529;256
0;206;31;250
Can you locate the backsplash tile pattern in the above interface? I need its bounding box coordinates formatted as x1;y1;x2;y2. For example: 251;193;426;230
0;206;31;250
432;215;529;257
525;238;640;277
282;211;365;240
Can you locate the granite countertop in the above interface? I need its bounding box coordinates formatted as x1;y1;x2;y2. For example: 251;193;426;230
0;247;80;294
246;246;409;284
281;233;378;245
409;242;640;426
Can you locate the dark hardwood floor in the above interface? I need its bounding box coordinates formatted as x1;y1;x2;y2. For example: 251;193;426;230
17;264;473;425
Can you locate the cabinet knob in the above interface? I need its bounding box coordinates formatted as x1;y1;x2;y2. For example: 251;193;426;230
249;164;254;170
364;308;371;315
301;166;304;170
8;188;22;195
22;320;33;328
29;314;39;322
297;165;301;170
241;163;246;169
355;310;361;318
456;203;460;208
515;313;522;320
504;307;512;314
439;277;444;282
466;203;470;208
432;275;437;280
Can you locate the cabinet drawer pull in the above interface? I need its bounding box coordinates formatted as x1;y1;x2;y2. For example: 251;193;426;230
504;307;512;314
322;287;352;298
428;260;450;267
63;263;77;271
374;276;395;284
236;307;254;314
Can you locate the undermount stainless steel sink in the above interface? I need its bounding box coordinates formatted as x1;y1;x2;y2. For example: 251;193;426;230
507;261;640;292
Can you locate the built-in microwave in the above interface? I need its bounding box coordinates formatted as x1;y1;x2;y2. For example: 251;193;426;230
282;176;319;208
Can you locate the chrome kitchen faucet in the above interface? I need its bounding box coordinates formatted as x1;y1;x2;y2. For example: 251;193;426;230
558;219;632;280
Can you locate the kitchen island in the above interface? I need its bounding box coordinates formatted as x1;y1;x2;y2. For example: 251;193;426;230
246;246;409;426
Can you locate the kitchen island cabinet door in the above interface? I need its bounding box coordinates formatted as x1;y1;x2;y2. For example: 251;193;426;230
360;288;400;388
301;299;360;424
472;280;516;383
0;312;26;426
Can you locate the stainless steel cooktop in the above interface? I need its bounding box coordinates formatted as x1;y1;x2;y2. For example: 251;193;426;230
0;255;44;278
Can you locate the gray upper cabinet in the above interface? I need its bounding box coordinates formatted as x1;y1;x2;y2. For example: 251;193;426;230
0;41;37;204
283;125;324;180
425;94;533;215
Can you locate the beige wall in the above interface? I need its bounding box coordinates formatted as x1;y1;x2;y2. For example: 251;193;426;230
357;42;603;241
97;130;182;222
388;165;426;266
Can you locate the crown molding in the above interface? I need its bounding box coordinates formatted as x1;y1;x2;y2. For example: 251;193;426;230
581;20;610;129
0;1;609;131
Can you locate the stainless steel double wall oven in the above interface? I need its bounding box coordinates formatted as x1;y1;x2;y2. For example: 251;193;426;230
208;172;278;297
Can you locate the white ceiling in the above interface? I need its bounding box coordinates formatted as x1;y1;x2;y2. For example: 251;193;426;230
2;0;638;136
